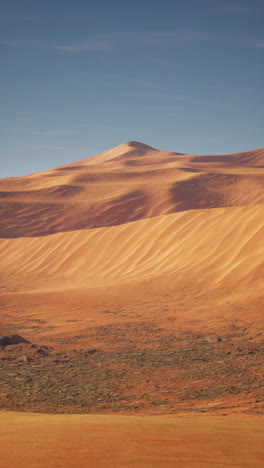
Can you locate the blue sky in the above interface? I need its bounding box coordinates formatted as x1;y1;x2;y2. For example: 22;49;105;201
1;0;264;177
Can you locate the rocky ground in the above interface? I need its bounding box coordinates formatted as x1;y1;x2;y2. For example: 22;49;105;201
0;320;263;414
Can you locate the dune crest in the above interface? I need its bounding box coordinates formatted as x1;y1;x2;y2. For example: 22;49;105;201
192;147;264;166
0;204;263;293
0;142;264;238
59;140;159;168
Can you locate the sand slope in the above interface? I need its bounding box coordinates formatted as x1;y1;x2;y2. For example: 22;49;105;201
0;204;263;293
0;141;263;237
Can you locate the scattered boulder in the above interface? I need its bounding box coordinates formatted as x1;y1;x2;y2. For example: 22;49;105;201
36;346;50;356
85;349;98;355
0;334;30;347
204;335;222;344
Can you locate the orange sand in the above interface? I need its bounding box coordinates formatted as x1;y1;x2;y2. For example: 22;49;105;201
1;412;264;467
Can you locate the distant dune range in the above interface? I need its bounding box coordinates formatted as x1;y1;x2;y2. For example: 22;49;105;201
0;141;264;418
0;141;263;238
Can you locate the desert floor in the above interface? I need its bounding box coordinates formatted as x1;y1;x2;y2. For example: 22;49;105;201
1;412;264;467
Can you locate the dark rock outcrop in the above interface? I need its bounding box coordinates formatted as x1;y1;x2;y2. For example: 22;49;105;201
0;334;30;347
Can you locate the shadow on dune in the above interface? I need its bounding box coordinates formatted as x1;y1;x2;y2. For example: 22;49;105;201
169;173;240;212
192;148;264;166
192;155;235;163
0;190;148;238
0;185;83;200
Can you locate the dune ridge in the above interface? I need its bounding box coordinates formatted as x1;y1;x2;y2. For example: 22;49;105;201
0;142;263;238
0;204;263;293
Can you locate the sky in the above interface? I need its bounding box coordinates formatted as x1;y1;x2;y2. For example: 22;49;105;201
1;0;264;178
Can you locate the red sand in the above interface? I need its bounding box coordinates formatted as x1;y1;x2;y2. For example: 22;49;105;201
1;412;264;467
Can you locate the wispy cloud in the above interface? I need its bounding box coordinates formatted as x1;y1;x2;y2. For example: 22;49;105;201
207;0;251;12
241;39;264;48
131;79;161;89
52;37;114;53
0;16;39;22
0;39;25;47
3;127;66;136
1;29;264;52
0;15;93;24
49;29;264;52
0;39;44;49
144;57;178;67
124;91;240;110
51;30;215;52
142;30;214;46
125;91;189;100
29;130;65;136
26;145;72;151
74;123;124;130
4;124;124;136
25;144;99;154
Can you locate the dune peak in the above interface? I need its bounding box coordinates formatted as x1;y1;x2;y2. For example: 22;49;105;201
120;140;158;151
113;140;158;151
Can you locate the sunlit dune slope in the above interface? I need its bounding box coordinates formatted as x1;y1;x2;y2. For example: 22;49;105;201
0;141;263;237
0;204;263;293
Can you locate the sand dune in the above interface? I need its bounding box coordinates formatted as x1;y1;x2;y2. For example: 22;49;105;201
192;147;264;166
1;199;263;353
0;204;263;293
1;141;263;237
